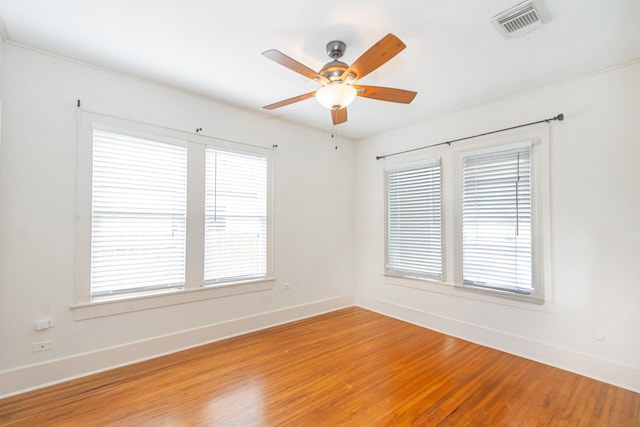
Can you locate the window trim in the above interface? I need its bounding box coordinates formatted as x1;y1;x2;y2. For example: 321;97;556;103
74;111;274;319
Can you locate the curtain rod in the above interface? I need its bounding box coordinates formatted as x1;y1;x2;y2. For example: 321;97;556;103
376;113;564;160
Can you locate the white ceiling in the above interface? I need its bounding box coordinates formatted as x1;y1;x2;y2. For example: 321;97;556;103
0;0;639;139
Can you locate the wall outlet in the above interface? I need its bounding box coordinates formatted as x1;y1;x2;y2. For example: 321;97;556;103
595;328;606;341
282;282;291;290
32;341;54;352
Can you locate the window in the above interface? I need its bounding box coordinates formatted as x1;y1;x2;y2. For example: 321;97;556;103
461;145;532;294
75;112;274;319
205;149;268;284
384;130;550;304
386;159;443;280
91;130;187;300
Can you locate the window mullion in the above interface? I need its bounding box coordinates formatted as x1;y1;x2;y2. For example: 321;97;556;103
185;143;206;290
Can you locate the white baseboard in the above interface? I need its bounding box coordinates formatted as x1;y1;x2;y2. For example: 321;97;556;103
0;295;354;398
356;296;640;393
4;295;637;399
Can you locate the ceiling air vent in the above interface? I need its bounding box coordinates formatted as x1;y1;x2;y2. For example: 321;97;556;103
491;0;549;39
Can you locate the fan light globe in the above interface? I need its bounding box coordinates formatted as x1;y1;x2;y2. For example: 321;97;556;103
316;84;357;110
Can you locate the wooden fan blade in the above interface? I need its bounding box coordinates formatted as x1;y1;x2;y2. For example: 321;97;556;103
331;107;347;125
354;85;417;104
340;34;406;82
263;91;316;110
262;49;330;85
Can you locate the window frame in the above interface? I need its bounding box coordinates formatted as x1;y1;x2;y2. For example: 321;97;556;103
383;127;552;307
454;141;541;301
385;158;444;281
89;128;189;301
204;147;269;285
74;112;274;320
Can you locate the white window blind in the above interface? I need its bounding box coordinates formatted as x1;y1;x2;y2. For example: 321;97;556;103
386;160;443;280
205;149;267;284
462;146;532;293
91;129;187;300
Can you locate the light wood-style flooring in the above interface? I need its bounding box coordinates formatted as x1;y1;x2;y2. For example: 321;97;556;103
1;307;638;426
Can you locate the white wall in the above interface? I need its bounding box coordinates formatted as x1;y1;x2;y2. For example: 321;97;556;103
354;60;640;392
1;38;638;397
0;43;355;396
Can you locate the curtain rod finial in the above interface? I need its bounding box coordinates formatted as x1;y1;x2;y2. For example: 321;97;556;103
556;113;564;121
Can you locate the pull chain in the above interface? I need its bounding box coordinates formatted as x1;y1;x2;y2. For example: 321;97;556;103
331;124;338;150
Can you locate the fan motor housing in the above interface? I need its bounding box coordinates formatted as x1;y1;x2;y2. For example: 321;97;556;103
320;60;349;81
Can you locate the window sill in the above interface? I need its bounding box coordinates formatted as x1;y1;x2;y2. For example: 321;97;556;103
71;278;276;320
383;274;551;312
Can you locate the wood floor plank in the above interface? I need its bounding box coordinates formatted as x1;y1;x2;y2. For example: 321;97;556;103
0;307;637;426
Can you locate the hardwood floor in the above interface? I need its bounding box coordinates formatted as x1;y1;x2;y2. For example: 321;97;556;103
1;307;638;426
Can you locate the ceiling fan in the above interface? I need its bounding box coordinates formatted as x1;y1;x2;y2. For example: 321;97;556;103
262;33;417;125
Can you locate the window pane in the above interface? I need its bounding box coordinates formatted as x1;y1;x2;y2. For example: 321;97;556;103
205;149;267;283
462;147;532;293
386;161;443;280
91;130;187;300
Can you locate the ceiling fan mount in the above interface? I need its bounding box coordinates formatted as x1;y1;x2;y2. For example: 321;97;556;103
325;40;347;59
262;33;417;125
